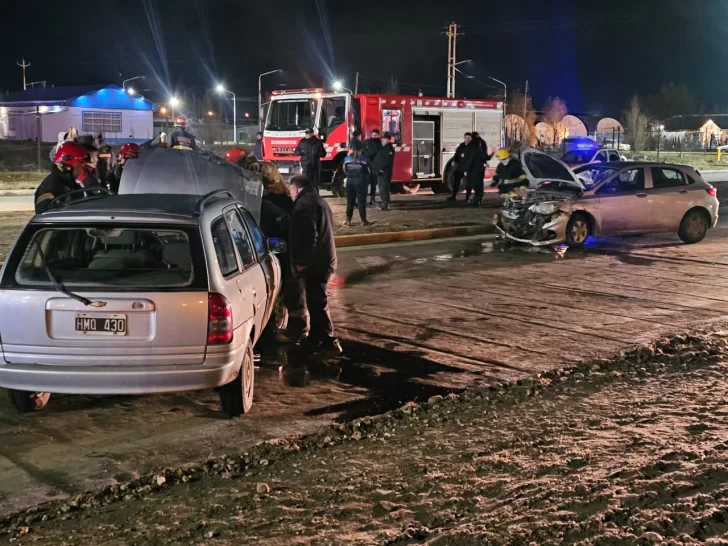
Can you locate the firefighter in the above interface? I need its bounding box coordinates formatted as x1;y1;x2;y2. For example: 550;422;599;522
342;140;371;226
362;129;382;205
465;138;488;206
294;128;326;191
372;132;395;211
170;115;198;150
106;143;140;194
490;148;529;195
97;141;113;184
35;141;89;213
75;135;104;189
446;132;473;202
150;131;168;148
48;127;79;162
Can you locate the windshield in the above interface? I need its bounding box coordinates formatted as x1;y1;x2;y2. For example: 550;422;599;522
11;225;207;290
562;150;593;164
266;99;317;131
575;166;619;189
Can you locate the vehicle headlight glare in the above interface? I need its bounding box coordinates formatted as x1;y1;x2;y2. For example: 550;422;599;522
530;203;559;215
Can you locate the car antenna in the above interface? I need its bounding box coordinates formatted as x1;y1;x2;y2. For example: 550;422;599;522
35;240;92;306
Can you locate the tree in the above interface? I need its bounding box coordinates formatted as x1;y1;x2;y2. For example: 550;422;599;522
507;91;537;146
622;95;648;154
542;97;568;147
383;76;399;95
645;82;697;120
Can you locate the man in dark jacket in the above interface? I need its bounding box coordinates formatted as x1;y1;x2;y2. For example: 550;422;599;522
170;116;198;150
254;132;264;160
35;141;89;213
294;128;326;190
465;141;488;206
447;132;472;201
362;129;382;204
372;132;395;211
287;175;342;357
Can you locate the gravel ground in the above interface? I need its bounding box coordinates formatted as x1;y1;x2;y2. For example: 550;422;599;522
4;332;728;545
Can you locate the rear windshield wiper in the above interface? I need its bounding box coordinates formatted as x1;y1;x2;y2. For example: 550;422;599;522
34;241;92;306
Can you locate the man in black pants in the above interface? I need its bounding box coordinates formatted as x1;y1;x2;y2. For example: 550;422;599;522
342;141;371;226
294;128;326;191
447;132;472;201
372;132;395;211
288;175;343;358
362;129;382;205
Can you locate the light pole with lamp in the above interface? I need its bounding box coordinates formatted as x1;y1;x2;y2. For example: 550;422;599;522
657;124;665;161
122;76;143;95
488;77;507;146
216;84;237;144
333;80;353;94
258;69;282;130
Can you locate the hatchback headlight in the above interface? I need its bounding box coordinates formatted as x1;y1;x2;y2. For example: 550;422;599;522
530;202;560;215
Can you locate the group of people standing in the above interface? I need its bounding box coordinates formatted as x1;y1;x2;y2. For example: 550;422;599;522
342;128;395;226
447;131;493;206
258;163;342;359
35;129;141;213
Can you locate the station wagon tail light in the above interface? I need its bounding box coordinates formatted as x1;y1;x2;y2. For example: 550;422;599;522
208;293;233;345
707;187;717;198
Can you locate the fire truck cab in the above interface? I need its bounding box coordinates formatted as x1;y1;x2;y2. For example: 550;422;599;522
262;88;503;196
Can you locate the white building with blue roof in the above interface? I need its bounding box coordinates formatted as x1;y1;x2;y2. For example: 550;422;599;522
0;85;155;143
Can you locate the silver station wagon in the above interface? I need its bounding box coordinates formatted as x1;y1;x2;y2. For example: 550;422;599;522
0;191;283;415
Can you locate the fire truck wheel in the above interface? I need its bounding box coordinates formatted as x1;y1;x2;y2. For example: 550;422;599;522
331;167;346;197
430;182;450;194
400;183;421;194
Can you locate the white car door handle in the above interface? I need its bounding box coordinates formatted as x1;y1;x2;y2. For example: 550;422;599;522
678;189;688;194
636;193;647;198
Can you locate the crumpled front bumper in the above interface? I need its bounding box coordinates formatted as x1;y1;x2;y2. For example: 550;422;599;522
494;209;570;246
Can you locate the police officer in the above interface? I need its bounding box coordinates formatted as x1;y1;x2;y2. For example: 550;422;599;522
170;116;198;150
446;132;473;202
342;141;371;226
362;129;382;205
35;141;89;213
106;143;140;194
372;132;395;211
294;128;326;190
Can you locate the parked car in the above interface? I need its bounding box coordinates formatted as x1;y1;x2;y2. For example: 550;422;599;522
0;191;284;415
496;150;719;247
561;147;626;169
601;139;631;152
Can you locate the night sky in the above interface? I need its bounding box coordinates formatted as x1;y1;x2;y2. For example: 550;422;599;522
1;0;726;117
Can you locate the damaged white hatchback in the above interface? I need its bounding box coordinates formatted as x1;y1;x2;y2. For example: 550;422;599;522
495;149;719;247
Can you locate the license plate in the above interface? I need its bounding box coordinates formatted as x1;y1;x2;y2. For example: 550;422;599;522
278;167;290;174
75;313;127;336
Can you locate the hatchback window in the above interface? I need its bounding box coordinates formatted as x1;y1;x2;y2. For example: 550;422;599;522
651;168;685;189
211;218;238;277
595;151;608;163
13;226;204;289
597;168;645;195
608;151;621;162
225;209;256;269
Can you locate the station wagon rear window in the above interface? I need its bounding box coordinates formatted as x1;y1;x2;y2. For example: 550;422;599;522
9;225;208;290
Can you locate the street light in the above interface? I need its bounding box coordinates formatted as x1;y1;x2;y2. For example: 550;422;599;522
169;96;180;107
244;112;250;118
657;124;665;161
160;106;167;115
488;77;507;146
259;69;283;130
122;76;143;93
208;111;214;117
216;83;237;144
333;80;353;94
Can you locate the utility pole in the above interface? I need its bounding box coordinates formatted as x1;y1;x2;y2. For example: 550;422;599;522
355;72;359;94
445;22;461;98
17;58;31;90
523;79;529;145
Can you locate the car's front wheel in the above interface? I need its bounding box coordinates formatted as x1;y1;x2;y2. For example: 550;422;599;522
7;390;50;412
566;213;591;248
218;340;255;417
678;209;709;244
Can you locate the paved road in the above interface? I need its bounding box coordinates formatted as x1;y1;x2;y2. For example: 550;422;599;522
5;220;728;513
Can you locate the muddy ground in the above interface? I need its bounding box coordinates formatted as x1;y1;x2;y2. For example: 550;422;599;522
3;332;728;545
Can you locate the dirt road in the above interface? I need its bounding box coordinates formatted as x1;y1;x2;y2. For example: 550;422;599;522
4;332;728;545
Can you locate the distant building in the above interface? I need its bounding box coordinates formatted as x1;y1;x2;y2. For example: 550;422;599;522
0;85;155;143
661;115;728;146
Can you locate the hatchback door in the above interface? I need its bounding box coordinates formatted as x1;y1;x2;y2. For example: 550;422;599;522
520;148;583;189
0;224;209;366
645;166;693;231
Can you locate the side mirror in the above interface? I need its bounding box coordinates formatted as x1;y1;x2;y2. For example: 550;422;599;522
268;237;287;255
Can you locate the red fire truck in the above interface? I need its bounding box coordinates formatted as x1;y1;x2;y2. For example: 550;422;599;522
262;88;503;195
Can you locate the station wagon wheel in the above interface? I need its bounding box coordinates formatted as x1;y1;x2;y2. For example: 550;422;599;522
678;209;709;244
218;340;255;417
7;390;51;413
566;213;591;248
